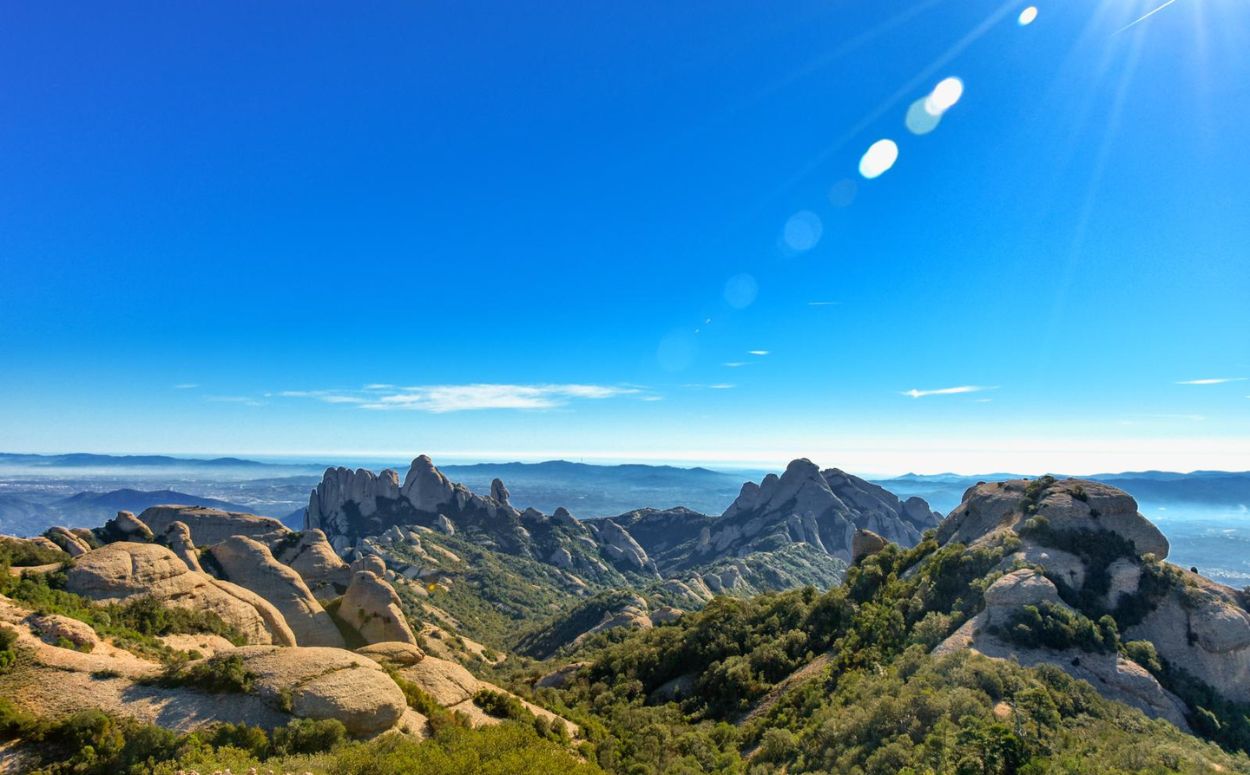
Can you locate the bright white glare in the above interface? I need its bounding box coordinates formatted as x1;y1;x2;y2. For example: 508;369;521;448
905;98;941;135
924;77;964;116
1018;6;1038;25
858;139;899;179
783;211;823;251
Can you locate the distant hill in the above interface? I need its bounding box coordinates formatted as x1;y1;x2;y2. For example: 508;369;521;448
0;452;270;468
0;488;256;536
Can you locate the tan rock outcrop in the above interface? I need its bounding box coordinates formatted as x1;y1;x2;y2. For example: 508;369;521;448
27;613;99;651
66;541;295;646
45;527;90;557
138;505;289;547
160;520;202;572
207;536;344;648
1126;574;1250;704
273;529;351;595
351;554;387;577
938;478;1168;558
230;646;407;736
357;641;426;668
851;528;888;564
398;654;576;733
104;510;154;542
340;571;417;645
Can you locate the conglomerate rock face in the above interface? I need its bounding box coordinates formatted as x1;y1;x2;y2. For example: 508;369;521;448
207;536;344;648
66;541;296;646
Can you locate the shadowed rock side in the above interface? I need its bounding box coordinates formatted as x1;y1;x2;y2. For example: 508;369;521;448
207;536;345;648
604;459;940;587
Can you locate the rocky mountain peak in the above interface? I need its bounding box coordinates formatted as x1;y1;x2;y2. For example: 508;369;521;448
937;476;1169;558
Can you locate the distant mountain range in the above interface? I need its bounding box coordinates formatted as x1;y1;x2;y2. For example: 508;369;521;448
0;452;271;468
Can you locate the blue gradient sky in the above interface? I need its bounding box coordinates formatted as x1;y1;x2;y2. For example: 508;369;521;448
2;0;1248;474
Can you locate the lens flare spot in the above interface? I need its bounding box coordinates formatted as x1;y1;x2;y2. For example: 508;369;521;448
827;178;858;207
858;139;899;179
723;273;759;309
905;98;942;135
1018;6;1038;25
783;211;823;252
924;77;964;116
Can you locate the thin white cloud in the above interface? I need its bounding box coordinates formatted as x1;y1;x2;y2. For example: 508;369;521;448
282;383;644;413
723;362;748;368
1176;377;1246;385
173;383;199;389
278;390;368;404
683;383;736;390
205;395;265;407
748;350;769;356
902;385;997;399
807;301;839;307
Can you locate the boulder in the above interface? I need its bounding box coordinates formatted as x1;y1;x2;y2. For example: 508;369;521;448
138;505;289;547
160;520;202;572
207;536;344;648
66;542;296;646
535;661;590;689
27;613;99;651
104;511;154;542
45;527;90;557
351;554;387;577
340;570;418;645
650;606;683;625
357;641;426;667
273;529;351;595
851;528;889;564
231;646;407;736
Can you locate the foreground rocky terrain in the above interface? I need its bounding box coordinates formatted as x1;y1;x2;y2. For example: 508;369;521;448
1;458;1249;773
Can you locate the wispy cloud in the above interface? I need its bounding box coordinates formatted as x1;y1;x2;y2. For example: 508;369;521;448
173;383;199;390
807;301;838;307
684;383;736;390
902;385;997;399
1176;377;1246;385
723;362;748;368
205;395;265;407
279;383;646;413
748;350;769;356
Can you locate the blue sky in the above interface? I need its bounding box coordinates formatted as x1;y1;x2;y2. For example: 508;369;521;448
1;0;1248;474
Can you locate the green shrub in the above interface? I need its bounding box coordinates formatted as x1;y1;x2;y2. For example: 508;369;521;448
156;653;255;694
272;717;347;755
